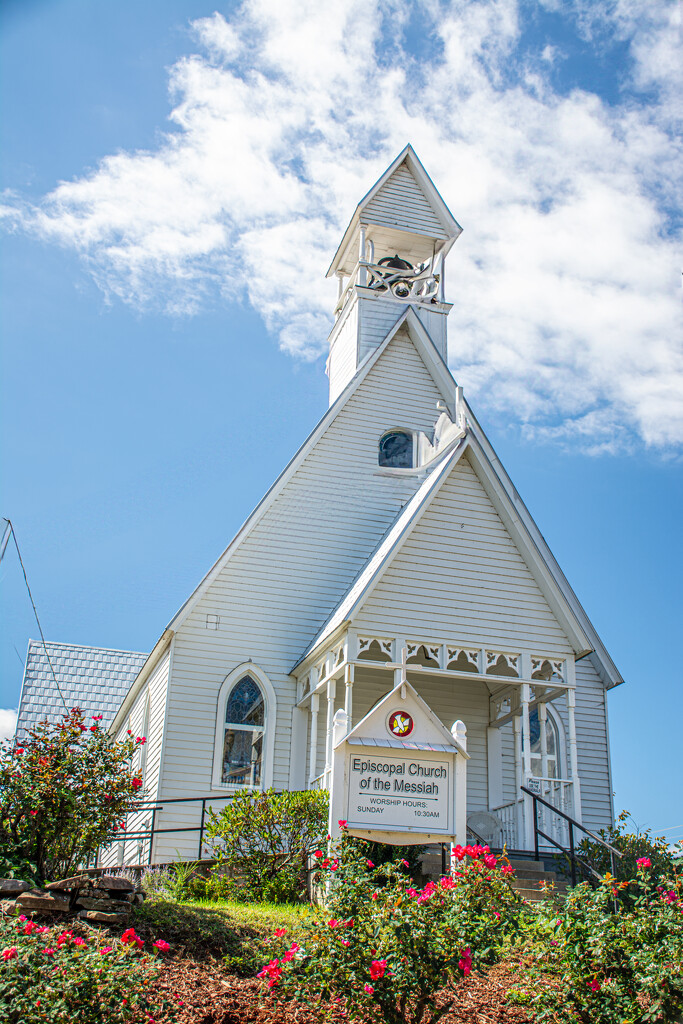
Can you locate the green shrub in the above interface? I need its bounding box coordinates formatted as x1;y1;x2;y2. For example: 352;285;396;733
204;788;328;903
527;860;683;1023
577;810;677;895
0;914;178;1023
140;860;202;902
1;708;146;881
259;831;522;1024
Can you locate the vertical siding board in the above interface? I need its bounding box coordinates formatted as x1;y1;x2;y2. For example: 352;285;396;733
364;166;448;238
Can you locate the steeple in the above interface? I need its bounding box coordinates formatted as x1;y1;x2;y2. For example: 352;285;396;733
326;145;462;404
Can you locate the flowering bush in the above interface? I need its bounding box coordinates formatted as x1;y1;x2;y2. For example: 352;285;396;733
528;859;683;1022
259;829;521;1024
576;809;678;899
0;708;146;880
0;915;178;1023
204;788;328;902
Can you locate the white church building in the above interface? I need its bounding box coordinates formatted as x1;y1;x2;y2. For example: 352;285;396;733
19;146;622;865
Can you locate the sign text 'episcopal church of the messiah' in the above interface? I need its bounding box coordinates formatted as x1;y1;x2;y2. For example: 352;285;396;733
16;147;623;863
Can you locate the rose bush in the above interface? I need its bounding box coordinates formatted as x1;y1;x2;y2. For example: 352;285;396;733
527;858;683;1022
259;827;522;1024
0;915;178;1024
0;707;146;881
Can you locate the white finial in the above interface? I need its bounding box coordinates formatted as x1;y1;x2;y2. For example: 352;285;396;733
451;719;467;752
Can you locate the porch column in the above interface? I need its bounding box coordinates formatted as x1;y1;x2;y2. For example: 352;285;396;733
324;679;337;780
344;664;354;725
520;684;532;779
538;702;549;778
566;689;583;824
358;225;367;285
308;693;319;785
513;714;522;847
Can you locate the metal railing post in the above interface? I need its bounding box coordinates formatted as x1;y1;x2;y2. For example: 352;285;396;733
533;797;539;861
569;820;576;887
198;799;207;859
148;807;157;866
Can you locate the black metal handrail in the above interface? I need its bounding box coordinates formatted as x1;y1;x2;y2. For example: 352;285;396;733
521;785;623;890
102;791;285;865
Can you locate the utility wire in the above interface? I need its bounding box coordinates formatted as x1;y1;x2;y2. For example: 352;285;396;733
6;518;69;712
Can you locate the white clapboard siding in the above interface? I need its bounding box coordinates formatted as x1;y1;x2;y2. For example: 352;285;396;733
358;299;405;363
355;455;574;655
158;330;446;811
364;165;448;239
99;650;171;867
553;658;614;834
328;303;359;403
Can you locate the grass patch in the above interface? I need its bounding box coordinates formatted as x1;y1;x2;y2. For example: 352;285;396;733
132;898;310;976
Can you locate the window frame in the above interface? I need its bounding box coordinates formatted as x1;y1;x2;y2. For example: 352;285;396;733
211;663;276;791
527;704;567;781
378;428;416;470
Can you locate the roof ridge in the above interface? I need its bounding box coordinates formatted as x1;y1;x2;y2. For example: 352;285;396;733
27;640;148;657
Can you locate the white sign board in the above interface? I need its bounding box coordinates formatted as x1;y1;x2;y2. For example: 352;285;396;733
328;680;469;845
347;752;452;834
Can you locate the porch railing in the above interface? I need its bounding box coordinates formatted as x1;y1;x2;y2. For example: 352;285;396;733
493;778;574;851
521;785;623;890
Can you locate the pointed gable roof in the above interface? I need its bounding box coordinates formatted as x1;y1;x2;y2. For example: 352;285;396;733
293;438;468;668
327;145;463;278
341;678;468;757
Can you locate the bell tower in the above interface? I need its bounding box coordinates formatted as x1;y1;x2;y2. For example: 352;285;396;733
325;145;462;404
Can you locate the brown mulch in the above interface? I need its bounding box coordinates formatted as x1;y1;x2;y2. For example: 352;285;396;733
153;956;545;1024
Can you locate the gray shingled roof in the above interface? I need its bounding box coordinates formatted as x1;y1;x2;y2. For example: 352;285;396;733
16;641;148;738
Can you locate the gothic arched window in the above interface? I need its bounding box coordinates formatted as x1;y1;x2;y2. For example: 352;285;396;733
379;430;414;469
528;707;562;779
220;675;265;786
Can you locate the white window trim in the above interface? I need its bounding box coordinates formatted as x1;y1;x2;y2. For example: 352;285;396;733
211;662;277;792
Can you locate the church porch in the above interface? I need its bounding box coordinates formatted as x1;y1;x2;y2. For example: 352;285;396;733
295;630;581;853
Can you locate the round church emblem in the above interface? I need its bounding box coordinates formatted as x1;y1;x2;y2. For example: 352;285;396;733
388;710;414;737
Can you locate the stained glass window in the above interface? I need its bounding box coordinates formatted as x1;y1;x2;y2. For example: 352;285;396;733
378;430;413;468
222;675;265;785
527;708;560;779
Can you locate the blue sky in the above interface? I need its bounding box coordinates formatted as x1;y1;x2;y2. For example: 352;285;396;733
1;0;681;844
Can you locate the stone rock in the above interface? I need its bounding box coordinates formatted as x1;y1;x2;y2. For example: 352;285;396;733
0;900;19;915
78;909;130;924
16;890;70;913
98;875;134;892
133;892;145;904
45;874;92;892
0;878;32;896
75;897;131;914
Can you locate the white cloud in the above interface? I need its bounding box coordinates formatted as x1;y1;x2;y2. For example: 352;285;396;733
0;708;17;743
3;0;682;450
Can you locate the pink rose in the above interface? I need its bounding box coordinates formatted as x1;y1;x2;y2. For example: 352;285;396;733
364;984;374;995
274;928;287;938
636;857;651;869
153;940;171;951
2;947;17;961
369;959;387;980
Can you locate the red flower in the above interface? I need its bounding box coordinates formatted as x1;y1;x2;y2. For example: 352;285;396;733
588;979;600;992
131;777;143;791
636;857;652;868
369;959;387;980
99;946;113;955
89;724;98;732
23;921;36;935
501;864;514;875
274;928;287;938
136;736;147;744
366;860;375;868
2;947;17;961
484;854;497;869
314;850;323;859
458;948;472;976
121;927;141;945
328;919;340;929
153;940;171;952
338;819;348;829
44;948;55;957
341;939;350;947
29;810;37;816
73;937;87;947
363;984;374;995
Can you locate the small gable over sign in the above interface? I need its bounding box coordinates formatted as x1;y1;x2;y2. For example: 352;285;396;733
340;678;468;757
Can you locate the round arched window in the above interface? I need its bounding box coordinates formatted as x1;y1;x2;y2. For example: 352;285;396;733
379;430;414;469
221;675;265;785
